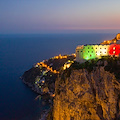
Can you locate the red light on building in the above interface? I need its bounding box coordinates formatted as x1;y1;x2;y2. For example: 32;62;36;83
108;44;120;56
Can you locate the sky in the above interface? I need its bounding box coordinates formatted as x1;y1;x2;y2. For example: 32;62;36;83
0;0;120;34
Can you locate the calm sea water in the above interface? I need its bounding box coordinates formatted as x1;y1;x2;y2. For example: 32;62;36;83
0;33;116;120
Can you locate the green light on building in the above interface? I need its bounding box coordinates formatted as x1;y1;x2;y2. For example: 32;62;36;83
83;45;96;60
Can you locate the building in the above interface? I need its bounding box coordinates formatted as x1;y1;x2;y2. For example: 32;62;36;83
116;33;120;40
76;34;120;63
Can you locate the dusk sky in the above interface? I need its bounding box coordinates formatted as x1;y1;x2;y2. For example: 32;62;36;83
0;0;120;34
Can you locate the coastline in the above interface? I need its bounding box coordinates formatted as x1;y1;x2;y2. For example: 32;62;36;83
21;54;75;96
21;54;75;119
22;78;40;94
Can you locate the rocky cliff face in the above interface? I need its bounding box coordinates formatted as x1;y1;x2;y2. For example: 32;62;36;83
53;67;120;120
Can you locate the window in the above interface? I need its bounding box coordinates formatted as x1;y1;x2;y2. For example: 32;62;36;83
96;51;97;53
96;48;97;49
100;51;102;53
100;48;101;49
88;47;89;49
105;48;106;49
88;51;89;53
92;51;93;53
113;47;116;50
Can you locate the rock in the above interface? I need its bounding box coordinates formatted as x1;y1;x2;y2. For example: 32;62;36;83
53;67;120;120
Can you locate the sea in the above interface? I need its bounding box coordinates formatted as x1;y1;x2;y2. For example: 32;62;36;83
0;33;116;120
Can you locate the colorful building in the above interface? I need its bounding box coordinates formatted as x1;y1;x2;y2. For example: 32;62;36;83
76;44;110;63
76;34;120;63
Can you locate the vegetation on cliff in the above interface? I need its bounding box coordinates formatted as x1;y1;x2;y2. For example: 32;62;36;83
64;56;120;80
22;67;41;85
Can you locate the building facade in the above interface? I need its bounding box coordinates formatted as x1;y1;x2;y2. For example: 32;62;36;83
76;44;120;63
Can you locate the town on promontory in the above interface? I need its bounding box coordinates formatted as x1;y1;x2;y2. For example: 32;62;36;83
22;33;120;120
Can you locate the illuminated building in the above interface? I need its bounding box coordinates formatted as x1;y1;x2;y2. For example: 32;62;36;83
76;44;110;63
108;44;120;56
63;60;74;70
76;34;120;63
76;44;120;63
116;33;120;40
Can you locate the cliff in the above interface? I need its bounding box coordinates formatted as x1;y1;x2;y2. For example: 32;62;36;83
53;62;120;120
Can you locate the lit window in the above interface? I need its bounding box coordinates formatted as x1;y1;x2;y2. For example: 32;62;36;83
113;51;115;54
113;47;116;50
